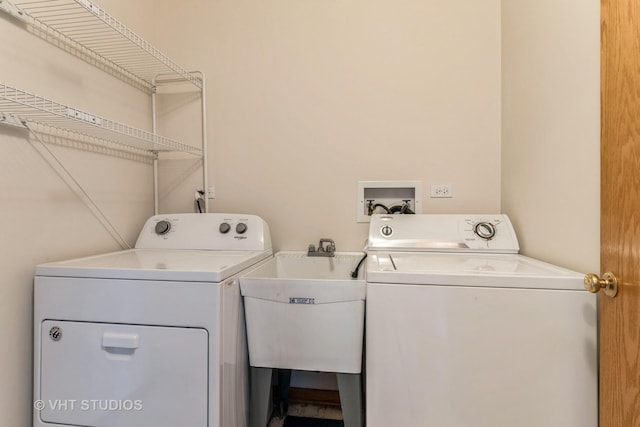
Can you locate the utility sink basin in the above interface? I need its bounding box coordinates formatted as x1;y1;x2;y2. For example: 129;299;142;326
240;251;366;373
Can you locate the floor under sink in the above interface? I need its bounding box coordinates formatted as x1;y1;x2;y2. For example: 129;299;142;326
267;403;343;427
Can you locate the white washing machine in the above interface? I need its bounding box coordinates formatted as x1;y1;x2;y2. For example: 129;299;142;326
33;213;272;427
365;214;597;427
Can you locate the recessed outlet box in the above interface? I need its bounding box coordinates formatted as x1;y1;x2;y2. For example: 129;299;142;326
357;180;422;223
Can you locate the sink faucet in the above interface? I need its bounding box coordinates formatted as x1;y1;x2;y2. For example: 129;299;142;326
308;238;336;257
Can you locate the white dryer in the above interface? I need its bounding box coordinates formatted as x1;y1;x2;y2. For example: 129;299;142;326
33;213;272;427
365;214;597;427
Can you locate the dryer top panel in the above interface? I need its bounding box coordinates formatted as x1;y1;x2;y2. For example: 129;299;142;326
36;213;273;282
135;213;272;251
367;214;519;254
35;248;272;282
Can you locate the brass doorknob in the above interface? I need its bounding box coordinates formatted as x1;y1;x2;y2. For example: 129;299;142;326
584;272;618;297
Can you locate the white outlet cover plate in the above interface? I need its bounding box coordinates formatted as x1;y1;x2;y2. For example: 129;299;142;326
430;184;453;198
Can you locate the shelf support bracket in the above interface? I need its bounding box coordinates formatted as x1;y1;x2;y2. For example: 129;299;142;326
0;112;27;129
152;150;159;215
22;121;132;249
0;0;28;23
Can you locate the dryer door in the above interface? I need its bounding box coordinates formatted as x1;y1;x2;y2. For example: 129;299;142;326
38;320;208;427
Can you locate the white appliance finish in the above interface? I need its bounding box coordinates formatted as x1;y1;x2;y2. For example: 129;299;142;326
34;213;272;427
366;214;597;427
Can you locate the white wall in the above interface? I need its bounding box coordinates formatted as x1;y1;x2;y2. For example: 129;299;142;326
154;0;503;252
501;0;600;273
0;1;156;425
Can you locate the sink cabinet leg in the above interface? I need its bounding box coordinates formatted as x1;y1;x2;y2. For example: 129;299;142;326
277;368;292;415
251;367;273;427
336;373;363;427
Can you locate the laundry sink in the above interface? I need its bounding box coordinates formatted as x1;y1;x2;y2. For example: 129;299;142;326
240;251;366;373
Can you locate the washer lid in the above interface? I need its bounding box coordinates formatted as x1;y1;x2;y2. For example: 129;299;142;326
36;248;273;282
366;252;585;290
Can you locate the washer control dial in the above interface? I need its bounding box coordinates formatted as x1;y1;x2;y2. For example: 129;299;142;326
381;225;394;237
155;220;171;235
236;223;248;234
473;222;497;240
219;222;231;234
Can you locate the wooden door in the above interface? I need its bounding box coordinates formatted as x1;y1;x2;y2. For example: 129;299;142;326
600;0;640;425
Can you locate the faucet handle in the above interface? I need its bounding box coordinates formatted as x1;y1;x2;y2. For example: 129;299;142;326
308;239;336;257
319;238;336;253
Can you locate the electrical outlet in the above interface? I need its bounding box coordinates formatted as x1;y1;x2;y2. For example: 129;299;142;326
206;186;215;199
430;184;453;198
196;186;216;199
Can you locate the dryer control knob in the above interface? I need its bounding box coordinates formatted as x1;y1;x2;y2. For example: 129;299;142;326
236;223;248;234
155;220;171;235
219;222;231;234
473;222;496;240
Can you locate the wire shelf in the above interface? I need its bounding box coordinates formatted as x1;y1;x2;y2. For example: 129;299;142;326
12;0;201;91
0;83;202;155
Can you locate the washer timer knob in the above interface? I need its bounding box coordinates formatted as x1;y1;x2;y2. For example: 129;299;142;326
381;225;393;237
236;223;248;234
473;222;497;240
219;223;231;234
155;220;171;235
